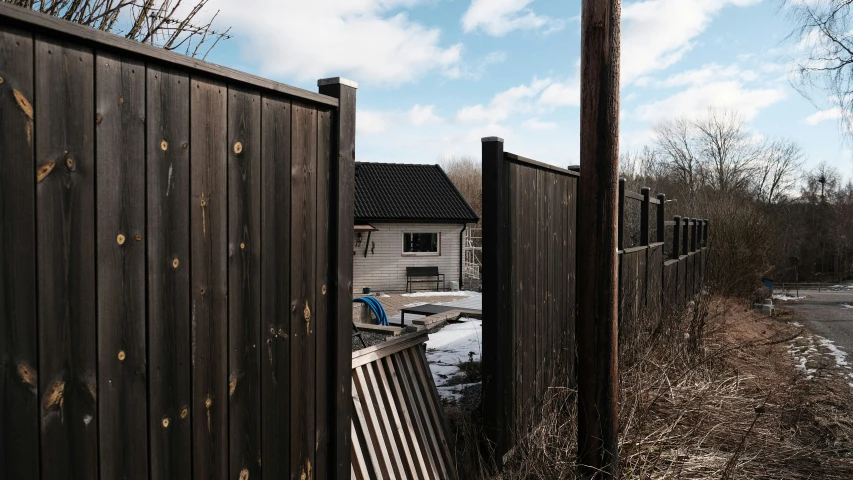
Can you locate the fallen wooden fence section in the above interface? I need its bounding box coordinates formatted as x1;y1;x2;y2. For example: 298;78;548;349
351;332;457;480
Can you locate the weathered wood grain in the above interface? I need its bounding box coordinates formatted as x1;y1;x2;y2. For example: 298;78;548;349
146;64;192;480
95;51;148;480
259;95;291;480
227;85;262;480
317;80;356;479
314;107;332;478
189;76;227;480
35;36;98;479
0;24;38;480
289;101;318;479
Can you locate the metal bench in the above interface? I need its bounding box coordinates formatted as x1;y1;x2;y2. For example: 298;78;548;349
405;266;445;293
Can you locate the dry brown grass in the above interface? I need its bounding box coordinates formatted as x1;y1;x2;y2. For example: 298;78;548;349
446;294;853;479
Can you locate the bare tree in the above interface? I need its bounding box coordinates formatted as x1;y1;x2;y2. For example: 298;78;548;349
753;138;804;204
4;0;230;58
783;0;853;135
693;110;762;194
441;155;482;220
652;117;701;194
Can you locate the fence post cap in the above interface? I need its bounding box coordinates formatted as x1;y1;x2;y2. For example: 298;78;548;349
481;136;504;143
317;77;358;89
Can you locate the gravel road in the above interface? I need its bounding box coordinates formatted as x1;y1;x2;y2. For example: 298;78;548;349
781;289;853;354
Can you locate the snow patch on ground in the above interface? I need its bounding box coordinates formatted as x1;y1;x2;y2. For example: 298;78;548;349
425;317;482;401
402;290;479;298
788;333;853;384
841;303;853;309
773;294;805;301
791;321;803;327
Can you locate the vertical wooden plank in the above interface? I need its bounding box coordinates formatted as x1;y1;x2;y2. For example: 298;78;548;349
656;193;666;243
510;163;522;440
260;96;291;480
317;78;356;479
567;177;577;387
35;37;98;479
521;165;536;433
314;107;332;478
147;65;192;480
0;25;38;479
95;52;148;480
227;86;261;479
617;178;625;250
480;138;509;461
640;187;650;246
290;101;317;478
190;77;227;480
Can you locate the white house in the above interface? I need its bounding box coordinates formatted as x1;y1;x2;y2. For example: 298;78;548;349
353;162;479;293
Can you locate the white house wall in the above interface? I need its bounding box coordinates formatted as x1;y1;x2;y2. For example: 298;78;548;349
353;223;464;293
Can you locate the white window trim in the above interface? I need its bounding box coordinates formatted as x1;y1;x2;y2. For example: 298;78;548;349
402;232;441;256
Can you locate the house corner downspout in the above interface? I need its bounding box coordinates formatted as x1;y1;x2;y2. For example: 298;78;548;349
459;223;467;290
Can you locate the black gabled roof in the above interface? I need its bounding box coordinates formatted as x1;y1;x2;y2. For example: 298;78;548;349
354;162;479;223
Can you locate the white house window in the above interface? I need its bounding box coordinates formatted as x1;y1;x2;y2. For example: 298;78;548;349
402;232;440;255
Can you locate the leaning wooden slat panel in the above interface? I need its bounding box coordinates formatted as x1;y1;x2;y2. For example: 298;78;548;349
227;85;262;480
35;36;98;479
390;353;438;479
147;64;192;480
314;107;332;479
400;350;448;478
364;361;406;478
376;356;419;478
189;76;228;480
407;347;456;478
352;370;388;479
95;51;148;480
351;421;371;480
259;96;291;480
0;25;38;479
290;101;318;479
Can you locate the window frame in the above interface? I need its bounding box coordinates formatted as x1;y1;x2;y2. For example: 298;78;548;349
401;231;441;256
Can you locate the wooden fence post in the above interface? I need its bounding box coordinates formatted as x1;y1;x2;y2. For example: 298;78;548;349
640;187;650;247
696;220;703;251
481;136;512;466
578;0;621;474
691;217;698;252
672;216;681;259
318;77;357;479
682;218;690;256
656;194;666;243
618;178;626;250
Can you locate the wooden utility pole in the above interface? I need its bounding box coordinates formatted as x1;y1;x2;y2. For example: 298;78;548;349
576;0;621;477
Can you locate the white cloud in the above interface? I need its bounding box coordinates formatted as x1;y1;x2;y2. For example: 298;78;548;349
209;0;462;85
408;104;441;125
803;107;843;125
357;110;390;134
538;71;580;108
462;0;563;36
358;104;442;134
621;0;760;84
633;81;786;122
523;117;558;130
456;77;552;123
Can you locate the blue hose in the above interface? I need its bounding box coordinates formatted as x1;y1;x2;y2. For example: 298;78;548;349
353;296;390;326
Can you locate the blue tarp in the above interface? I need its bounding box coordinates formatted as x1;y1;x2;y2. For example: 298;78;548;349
353;296;390;326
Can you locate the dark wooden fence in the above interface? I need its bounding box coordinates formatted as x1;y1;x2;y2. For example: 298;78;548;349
617;180;708;352
481;140;709;466
0;5;354;479
481;138;578;463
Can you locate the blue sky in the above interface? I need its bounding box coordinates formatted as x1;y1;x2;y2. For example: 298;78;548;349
203;0;851;178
